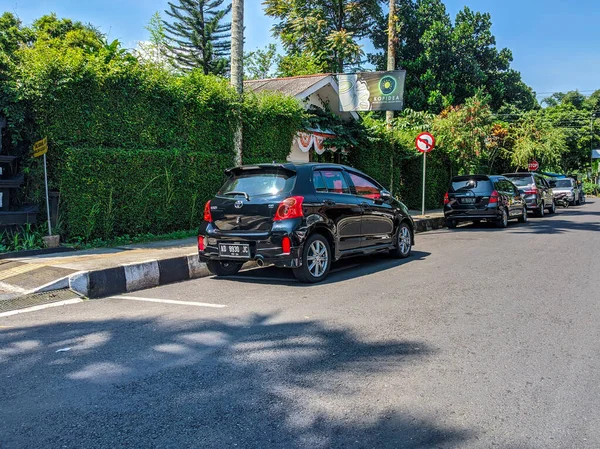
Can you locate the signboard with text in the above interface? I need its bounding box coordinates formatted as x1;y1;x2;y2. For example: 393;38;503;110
33;137;48;158
338;71;407;112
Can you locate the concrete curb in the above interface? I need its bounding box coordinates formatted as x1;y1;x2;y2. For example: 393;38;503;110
63;216;446;299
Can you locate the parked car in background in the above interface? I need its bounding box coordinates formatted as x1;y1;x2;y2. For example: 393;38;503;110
198;163;415;283
549;178;580;206
444;175;528;229
503;173;556;216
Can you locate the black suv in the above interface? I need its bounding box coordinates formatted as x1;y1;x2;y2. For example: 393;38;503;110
503;173;556;216
444;175;528;228
198;163;415;283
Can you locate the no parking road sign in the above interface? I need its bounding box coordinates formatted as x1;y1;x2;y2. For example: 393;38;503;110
415;132;435;153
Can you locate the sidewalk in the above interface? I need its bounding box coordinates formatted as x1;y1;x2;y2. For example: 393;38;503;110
0;211;445;301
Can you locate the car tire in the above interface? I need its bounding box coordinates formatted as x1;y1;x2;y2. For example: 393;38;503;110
518;206;528;223
293;233;331;283
446;220;457;229
206;260;243;277
497;208;509;228
536;202;545;217
548;201;556;214
390;222;413;259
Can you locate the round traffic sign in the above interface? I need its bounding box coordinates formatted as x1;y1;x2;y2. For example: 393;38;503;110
415;132;435;153
529;160;539;171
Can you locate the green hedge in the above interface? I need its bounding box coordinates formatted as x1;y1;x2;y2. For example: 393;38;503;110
61;148;230;240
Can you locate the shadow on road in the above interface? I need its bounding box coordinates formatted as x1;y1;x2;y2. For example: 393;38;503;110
0;313;471;448
211;251;431;286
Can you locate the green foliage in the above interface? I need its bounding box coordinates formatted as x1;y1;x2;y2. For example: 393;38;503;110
264;0;382;72
163;0;231;74
61;148;230;240
244;44;278;80
0;224;45;253
276;53;325;77
370;1;536;113
583;182;599;196
242;92;305;164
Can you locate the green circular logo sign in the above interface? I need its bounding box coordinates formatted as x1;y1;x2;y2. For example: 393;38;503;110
379;76;397;95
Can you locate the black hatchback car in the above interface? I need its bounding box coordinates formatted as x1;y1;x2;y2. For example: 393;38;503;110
198;163;415;283
444;175;528;228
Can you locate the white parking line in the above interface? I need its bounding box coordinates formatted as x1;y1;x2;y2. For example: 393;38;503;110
0;298;84;318
111;296;227;308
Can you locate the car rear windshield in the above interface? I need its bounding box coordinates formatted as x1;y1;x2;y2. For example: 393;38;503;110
219;170;296;198
450;178;493;194
551;179;573;188
504;175;533;187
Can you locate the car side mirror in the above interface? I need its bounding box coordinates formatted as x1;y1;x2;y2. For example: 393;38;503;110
380;190;392;201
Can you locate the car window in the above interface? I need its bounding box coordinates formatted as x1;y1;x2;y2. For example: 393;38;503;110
219;170;295;197
451;179;493;194
505;176;532;187
312;171;327;193
534;176;546;188
553;179;573;188
348;172;381;199
496;180;513;195
318;170;350;194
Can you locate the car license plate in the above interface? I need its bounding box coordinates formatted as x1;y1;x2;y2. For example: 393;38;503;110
460;198;476;204
219;243;250;258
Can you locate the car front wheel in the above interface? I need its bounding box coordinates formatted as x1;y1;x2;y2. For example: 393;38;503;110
537;202;545;217
207;260;243;277
548;201;556;214
390;222;412;259
518;206;528;223
293;234;331;283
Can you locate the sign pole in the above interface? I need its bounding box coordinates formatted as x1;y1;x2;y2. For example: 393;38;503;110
43;153;52;236
422;152;426;216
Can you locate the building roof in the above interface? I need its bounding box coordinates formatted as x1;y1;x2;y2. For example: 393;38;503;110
244;74;333;98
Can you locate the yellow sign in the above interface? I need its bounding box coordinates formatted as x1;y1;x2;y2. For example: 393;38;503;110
33;137;48;158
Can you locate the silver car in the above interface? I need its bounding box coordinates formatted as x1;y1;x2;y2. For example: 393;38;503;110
549;178;581;206
503;173;556;216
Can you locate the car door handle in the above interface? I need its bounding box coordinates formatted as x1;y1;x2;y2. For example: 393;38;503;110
324;200;336;206
360;201;370;207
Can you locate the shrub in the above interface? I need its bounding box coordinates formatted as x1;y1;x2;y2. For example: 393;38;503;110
60;148;230;240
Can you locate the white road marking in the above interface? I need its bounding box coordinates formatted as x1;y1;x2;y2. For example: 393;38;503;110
0;298;84;318
112;296;227;308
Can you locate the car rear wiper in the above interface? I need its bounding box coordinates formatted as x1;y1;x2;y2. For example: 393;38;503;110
223;191;250;201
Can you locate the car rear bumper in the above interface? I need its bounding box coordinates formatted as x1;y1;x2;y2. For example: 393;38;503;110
444;208;501;222
198;222;303;268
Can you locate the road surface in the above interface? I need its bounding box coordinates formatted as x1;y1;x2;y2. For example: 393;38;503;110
1;201;600;448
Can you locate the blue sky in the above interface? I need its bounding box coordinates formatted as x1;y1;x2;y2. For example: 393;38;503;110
6;0;599;99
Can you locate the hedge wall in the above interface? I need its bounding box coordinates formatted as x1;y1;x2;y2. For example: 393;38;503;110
61;148;230;240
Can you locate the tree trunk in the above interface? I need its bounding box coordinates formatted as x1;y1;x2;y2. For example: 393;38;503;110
386;0;397;192
231;0;244;166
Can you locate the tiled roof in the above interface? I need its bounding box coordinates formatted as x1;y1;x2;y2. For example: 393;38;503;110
244;74;332;97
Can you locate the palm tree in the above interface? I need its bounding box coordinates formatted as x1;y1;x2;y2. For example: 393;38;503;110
231;0;244;165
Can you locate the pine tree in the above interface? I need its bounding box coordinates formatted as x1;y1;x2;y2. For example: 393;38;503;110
163;0;231;75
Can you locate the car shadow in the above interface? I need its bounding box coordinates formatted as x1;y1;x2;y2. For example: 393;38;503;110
0;313;472;448
212;251;431;286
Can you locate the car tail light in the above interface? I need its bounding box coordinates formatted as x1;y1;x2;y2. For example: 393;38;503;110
282;236;291;254
444;192;450;205
489;190;499;204
524;187;538;195
203;200;212;222
198;236;206;251
274;196;304;221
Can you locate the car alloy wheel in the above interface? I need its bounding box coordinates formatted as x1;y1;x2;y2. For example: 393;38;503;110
548;201;556;214
293;234;332;283
399;224;411;256
538;202;545;217
307;240;328;278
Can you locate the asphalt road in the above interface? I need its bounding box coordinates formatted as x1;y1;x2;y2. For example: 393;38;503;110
2;201;600;449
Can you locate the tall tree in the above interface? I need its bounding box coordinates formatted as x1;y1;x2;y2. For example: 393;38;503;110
163;0;231;74
244;43;277;80
370;0;536;113
230;0;243;165
264;0;382;73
